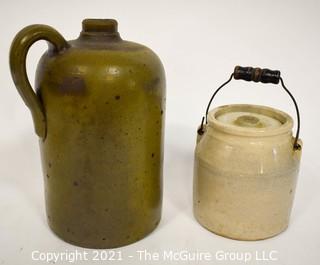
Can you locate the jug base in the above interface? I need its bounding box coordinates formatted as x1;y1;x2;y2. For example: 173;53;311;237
47;218;161;249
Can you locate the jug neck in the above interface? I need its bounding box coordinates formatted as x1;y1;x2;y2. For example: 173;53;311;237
79;19;122;41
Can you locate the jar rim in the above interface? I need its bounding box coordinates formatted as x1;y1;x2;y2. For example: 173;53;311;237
207;104;293;137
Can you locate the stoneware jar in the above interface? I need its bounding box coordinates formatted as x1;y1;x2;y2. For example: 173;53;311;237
10;19;166;248
194;66;302;240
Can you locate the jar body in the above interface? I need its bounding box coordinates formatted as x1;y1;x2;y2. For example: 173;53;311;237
194;124;302;240
36;37;165;248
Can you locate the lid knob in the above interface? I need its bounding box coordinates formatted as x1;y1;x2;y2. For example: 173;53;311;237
82;19;118;33
234;115;263;128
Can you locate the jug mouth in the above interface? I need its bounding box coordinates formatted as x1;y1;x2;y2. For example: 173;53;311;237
80;19;121;39
207;104;293;137
82;19;118;33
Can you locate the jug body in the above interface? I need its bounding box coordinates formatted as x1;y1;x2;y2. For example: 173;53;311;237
10;19;166;248
194;104;302;240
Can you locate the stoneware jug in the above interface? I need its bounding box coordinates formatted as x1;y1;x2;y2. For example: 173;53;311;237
10;19;166;248
194;66;302;240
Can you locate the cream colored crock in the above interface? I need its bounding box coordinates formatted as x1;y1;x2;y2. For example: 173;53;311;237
194;104;302;240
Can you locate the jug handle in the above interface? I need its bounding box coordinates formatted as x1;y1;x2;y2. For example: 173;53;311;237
9;25;69;139
198;66;301;150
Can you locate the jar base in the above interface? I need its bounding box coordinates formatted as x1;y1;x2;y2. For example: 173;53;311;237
194;214;289;241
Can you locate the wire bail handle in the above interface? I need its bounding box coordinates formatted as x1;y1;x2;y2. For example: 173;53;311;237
198;66;301;150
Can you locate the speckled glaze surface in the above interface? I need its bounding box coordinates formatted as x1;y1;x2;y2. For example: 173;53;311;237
194;104;302;240
10;19;166;248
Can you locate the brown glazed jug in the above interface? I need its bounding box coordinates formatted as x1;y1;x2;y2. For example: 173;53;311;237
10;19;166;248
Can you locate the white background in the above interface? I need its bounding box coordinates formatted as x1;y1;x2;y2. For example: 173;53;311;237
1;0;320;264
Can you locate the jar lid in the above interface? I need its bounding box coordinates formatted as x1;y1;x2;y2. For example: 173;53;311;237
208;104;293;137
